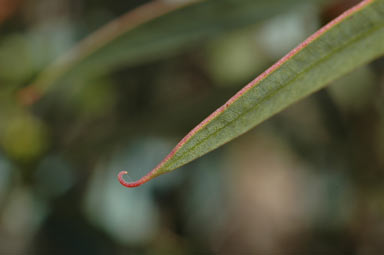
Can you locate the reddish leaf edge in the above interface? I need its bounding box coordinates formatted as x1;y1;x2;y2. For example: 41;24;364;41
118;0;374;188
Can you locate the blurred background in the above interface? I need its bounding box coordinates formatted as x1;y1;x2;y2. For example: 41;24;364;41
0;0;384;254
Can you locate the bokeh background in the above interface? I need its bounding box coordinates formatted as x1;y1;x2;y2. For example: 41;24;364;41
0;0;384;254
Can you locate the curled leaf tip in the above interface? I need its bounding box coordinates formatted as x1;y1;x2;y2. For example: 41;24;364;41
118;170;151;188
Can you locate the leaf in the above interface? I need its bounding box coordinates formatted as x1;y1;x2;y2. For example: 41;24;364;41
118;0;384;188
20;0;321;105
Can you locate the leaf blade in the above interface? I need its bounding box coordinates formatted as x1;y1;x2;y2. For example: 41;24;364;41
119;0;384;188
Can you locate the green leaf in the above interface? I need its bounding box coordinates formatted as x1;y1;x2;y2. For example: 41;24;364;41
20;0;320;105
118;0;384;188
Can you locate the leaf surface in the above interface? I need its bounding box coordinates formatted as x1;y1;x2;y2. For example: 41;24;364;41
118;0;384;187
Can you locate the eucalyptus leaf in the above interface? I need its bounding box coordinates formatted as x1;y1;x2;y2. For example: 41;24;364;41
118;0;384;187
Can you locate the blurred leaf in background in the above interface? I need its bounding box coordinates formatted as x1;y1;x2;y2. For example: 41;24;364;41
21;0;322;104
